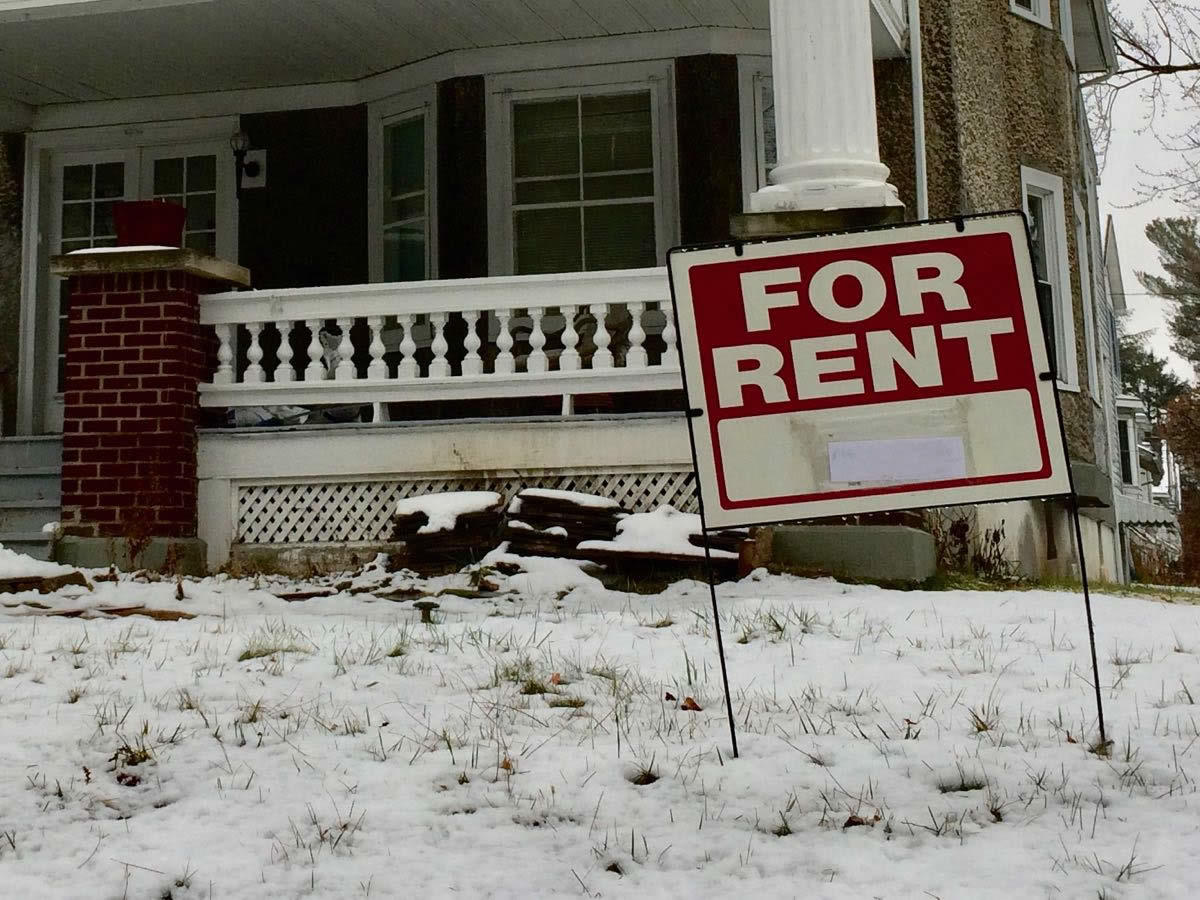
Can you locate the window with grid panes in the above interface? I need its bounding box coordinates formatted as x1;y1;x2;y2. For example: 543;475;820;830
382;114;428;281
152;155;218;256
57;161;125;388
511;91;657;274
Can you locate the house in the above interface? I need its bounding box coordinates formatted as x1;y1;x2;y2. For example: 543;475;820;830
1103;217;1181;580
0;0;1127;576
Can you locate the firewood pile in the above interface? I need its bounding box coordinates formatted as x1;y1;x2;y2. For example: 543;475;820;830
390;492;506;570
501;489;626;557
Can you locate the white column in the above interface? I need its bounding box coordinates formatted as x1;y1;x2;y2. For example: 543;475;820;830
751;0;902;213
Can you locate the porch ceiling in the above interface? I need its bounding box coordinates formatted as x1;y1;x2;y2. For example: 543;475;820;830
0;0;905;109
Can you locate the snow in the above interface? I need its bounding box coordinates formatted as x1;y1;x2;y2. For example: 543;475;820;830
517;488;621;509
394;491;501;534
579;505;738;559
65;245;177;254
1;562;1199;898
0;543;76;579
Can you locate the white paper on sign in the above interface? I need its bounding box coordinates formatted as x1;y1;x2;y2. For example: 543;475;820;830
828;437;968;485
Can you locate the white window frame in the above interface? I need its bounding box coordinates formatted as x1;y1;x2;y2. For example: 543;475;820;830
737;56;774;209
1074;193;1099;402
484;60;678;277
1021;166;1077;391
1011;0;1052;29
367;86;437;283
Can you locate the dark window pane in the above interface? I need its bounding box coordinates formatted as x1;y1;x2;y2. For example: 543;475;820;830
583;172;654;201
514;177;580;205
186;231;217;256
584;202;656;271
384;221;426;282
385;193;425;224
515;207;582;274
582;92;652;174
61;203;91;240
93;201;116;238
187;155;216;192
514;98;579;179
386;116;425;198
63;165;93;202
154;157;184;195
95;162;125;199
185;193;216;231
60;239;90;254
1027;193;1048;280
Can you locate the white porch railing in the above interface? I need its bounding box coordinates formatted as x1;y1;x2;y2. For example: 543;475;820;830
199;268;682;415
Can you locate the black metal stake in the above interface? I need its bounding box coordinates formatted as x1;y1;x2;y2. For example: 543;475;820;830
699;531;740;759
1069;496;1109;749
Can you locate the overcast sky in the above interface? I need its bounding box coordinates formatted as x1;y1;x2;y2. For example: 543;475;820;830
1099;0;1194;381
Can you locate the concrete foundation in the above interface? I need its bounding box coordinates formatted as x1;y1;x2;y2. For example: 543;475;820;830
229;542;407;577
56;536;208;576
772;525;936;583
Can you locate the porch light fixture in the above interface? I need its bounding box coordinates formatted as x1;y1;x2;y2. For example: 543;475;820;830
229;130;260;199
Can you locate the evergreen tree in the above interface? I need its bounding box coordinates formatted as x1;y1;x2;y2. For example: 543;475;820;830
1119;333;1187;436
1138;217;1200;372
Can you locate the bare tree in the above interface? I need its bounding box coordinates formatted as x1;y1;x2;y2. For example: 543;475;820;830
1090;0;1200;204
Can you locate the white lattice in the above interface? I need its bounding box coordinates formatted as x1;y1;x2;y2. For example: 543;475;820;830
236;471;698;545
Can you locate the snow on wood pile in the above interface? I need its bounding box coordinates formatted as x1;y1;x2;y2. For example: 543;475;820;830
502;488;626;557
575;507;742;577
0;544;89;595
392;492;506;569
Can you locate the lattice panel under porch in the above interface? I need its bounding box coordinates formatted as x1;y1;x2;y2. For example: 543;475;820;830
236;471;698;545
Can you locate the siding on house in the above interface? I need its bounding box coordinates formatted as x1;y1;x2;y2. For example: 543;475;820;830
238;105;369;289
0;134;22;435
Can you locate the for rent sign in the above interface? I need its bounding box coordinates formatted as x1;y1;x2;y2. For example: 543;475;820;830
668;214;1071;529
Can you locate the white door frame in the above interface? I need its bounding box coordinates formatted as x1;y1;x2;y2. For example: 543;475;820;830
17;117;238;434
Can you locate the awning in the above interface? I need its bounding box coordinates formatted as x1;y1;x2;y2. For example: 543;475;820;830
1116;494;1178;529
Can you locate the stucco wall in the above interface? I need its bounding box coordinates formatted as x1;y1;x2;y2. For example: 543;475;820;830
914;0;1098;464
0;134;21;436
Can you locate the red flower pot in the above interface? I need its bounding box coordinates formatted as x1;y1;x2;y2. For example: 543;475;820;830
113;200;187;248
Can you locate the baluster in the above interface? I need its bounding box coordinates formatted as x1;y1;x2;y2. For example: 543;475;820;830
245;322;265;383
367;316;387;379
397;314;417;379
429;312;450;377
591;304;613;369
305;319;325;380
462;310;483;376
527;307;548;374
495;309;515;374
334;317;356;381
626;302;647;369
214;324;234;384
558;305;580;372
661;302;678;366
275;320;295;383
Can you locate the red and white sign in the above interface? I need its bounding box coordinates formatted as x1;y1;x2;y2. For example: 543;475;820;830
668;214;1071;529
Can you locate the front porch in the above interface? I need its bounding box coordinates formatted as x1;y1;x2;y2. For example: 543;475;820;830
2;0;912;437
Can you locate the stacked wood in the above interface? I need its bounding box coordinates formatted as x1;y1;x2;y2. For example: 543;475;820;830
390;492;507;571
499;489;628;561
502;489;626;557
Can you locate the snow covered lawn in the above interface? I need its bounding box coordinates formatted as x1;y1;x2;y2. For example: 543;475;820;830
1;563;1198;898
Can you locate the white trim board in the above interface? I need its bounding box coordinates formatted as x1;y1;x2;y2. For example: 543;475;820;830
0;0;212;23
29;28;770;133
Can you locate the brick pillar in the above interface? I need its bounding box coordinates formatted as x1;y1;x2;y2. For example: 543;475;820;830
50;250;249;572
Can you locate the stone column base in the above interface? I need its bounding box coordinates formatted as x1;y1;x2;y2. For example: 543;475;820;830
56;536;208;576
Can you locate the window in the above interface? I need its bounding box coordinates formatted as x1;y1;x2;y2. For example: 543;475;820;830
738;59;777;206
487;62;676;276
1011;0;1052;28
368;90;435;283
1118;420;1134;485
1022;167;1076;388
383;114;429;281
152;154;218;257
510;91;656;274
